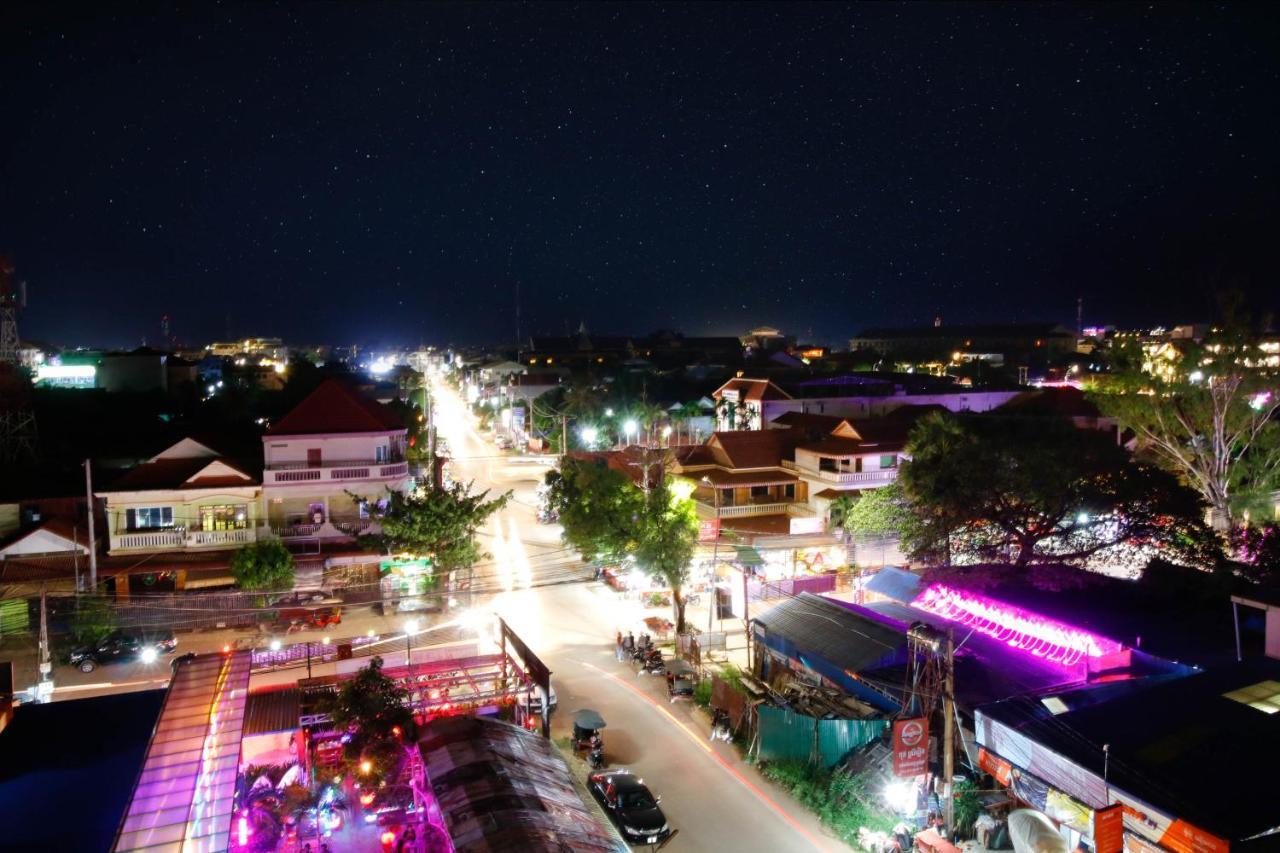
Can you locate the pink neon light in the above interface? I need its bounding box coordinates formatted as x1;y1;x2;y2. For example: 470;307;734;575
910;584;1123;667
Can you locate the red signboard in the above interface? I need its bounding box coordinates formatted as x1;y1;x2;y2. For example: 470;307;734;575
698;518;721;542
978;747;1012;786
892;717;929;777
1093;804;1124;853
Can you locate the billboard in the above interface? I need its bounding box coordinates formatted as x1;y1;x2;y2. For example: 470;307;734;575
698;519;721;542
892;717;929;777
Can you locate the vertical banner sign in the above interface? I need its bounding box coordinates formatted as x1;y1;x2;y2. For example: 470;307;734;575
698;518;721;542
512;407;526;433
1092;804;1124;853
892;717;929;777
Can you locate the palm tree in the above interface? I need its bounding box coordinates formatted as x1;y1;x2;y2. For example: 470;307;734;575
828;493;859;535
673;400;705;445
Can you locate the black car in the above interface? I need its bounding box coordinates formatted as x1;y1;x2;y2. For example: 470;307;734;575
69;630;178;673
587;769;670;846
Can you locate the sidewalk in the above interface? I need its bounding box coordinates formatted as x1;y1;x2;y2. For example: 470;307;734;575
581;617;847;853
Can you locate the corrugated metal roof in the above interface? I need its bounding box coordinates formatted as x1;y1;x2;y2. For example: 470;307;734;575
243;688;301;735
420;716;624;853
752;592;906;675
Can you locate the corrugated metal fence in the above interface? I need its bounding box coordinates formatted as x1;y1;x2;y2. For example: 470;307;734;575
757;704;888;769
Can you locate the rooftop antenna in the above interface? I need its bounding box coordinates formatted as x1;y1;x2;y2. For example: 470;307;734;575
1076;297;1084;336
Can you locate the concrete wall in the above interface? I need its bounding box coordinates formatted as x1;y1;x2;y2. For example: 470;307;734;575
263;433;404;466
762;389;1020;422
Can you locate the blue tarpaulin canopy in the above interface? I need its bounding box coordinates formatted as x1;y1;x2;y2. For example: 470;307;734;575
864;566;920;603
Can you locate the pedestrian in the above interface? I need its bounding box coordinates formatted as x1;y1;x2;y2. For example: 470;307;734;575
624;632;634;652
615;631;624;661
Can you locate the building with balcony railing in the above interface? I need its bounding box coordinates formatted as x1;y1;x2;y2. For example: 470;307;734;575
261;378;413;539
97;437;265;556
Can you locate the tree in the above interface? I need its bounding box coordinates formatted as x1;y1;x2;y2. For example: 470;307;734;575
1090;301;1280;529
68;594;116;648
840;483;920;542
546;458;644;562
673;400;707;444
899;412;1215;568
361;482;510;571
634;479;699;633
322;656;413;787
230;538;295;591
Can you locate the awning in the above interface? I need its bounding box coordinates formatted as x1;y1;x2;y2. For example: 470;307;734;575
733;546;764;567
114;651;252;852
864;566;920;603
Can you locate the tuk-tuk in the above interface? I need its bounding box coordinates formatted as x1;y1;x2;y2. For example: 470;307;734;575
666;658;696;702
572;708;607;752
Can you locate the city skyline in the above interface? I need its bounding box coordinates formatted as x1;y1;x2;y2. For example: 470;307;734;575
2;3;1277;348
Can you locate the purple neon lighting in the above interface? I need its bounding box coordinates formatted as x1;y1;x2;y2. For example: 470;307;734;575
910;583;1123;667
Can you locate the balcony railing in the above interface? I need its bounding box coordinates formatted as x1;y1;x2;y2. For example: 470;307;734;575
697;500;798;518
270;519;374;539
782;459;898;485
110;527;257;552
263;460;410;486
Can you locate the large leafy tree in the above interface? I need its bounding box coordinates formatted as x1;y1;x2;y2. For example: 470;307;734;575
1090;303;1280;529
634;480;700;633
230;538;295;591
360;482;510;571
838;483;921;543
322;657;413;786
545;458;644;562
899;413;1215;567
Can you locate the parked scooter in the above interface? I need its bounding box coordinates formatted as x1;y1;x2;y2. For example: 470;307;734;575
639;651;666;676
588;733;605;769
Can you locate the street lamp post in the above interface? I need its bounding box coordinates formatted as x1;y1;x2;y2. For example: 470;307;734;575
404;619;420;681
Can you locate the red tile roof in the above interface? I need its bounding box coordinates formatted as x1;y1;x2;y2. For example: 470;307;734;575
106;457;258;491
768;411;853;436
799;437;907;455
683;468;799;487
713;378;792;402
267;379;406;436
707;430;803;469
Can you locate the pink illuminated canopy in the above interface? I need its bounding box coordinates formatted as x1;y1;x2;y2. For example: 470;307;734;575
910;583;1124;667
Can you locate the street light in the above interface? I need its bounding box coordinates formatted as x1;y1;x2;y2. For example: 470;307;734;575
580;426;599;447
404;619;420;672
623;420;638;445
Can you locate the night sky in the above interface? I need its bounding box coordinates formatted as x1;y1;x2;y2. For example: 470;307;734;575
2;2;1276;349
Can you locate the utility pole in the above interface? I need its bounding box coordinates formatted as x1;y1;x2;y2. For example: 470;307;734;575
943;629;956;838
561;413;568;456
38;583;52;701
84;459;98;591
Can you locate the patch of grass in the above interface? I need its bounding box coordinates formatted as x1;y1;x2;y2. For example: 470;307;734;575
759;760;898;845
693;678;712;707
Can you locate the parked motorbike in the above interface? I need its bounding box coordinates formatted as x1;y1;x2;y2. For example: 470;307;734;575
639;653;666;676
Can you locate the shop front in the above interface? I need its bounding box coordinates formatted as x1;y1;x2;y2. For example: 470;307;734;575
975;711;1229;853
379;557;438;613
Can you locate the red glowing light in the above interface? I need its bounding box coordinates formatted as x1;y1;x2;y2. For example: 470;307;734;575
360;792;376;806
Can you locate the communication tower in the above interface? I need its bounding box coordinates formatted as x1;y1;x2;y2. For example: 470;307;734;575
0;255;38;463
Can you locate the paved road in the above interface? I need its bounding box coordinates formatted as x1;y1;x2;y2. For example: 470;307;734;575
432;380;841;853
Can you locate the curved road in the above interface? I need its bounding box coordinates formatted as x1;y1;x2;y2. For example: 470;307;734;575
432;380;840;853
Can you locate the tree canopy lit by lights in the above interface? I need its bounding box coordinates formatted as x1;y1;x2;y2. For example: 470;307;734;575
1091;296;1280;530
898;412;1217;568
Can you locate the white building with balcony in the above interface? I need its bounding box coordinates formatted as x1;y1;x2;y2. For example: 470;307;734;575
98;437;263;555
262;378;412;539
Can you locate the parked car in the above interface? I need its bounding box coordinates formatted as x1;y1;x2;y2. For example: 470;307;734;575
69;629;178;673
587;769;671;846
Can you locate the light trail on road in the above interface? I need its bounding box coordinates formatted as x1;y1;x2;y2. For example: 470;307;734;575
578;659;835;853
